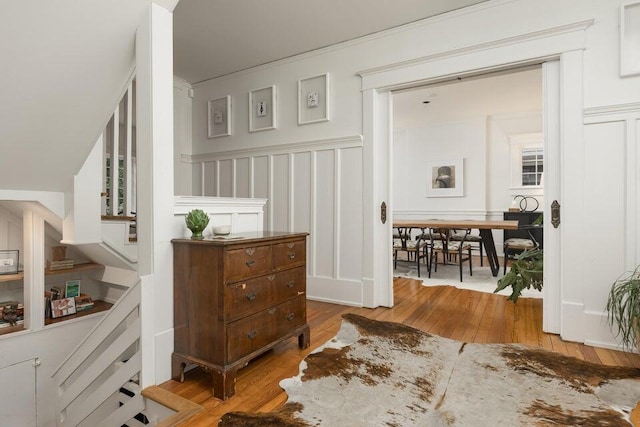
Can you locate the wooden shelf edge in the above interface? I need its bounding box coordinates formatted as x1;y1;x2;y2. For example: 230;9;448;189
0;324;25;337
45;300;113;326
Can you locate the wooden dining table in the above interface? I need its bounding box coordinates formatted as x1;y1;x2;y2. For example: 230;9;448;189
393;219;519;277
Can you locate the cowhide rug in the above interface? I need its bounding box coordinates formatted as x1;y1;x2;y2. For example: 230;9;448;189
219;314;640;426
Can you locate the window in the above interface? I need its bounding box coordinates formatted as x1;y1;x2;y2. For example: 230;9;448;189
522;147;543;186
510;133;543;188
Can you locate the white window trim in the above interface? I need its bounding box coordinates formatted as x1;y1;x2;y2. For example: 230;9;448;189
509;132;543;189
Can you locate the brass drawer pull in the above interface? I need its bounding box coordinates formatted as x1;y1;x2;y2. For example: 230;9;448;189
288;252;296;260
287;243;295;249
267;275;275;281
268;308;276;315
286;280;295;288
246;248;255;256
287;313;295;321
246;260;255;267
247;330;257;339
246;292;256;301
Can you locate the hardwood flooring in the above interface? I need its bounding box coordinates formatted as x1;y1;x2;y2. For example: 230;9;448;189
158;277;640;426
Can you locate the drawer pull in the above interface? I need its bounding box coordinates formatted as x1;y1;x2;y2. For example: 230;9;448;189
267;275;275;281
287;313;295;321
268;308;276;315
286;280;295;288
287;243;295;249
246;260;255;267
246;292;256;301
247;330;257;340
246;248;255;256
288;252;296;260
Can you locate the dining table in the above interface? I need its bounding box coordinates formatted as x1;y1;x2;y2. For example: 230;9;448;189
392;219;519;277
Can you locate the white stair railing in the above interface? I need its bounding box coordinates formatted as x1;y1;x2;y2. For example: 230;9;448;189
52;281;143;427
103;77;136;219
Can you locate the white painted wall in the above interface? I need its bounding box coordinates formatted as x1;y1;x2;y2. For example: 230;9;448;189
174;78;193;196
174;0;640;348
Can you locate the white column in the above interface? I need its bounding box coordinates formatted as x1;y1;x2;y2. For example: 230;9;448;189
23;210;45;331
135;2;175;387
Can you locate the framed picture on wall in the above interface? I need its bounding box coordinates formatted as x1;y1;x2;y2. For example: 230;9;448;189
249;85;276;132
426;158;464;197
0;250;19;275
208;95;231;138
298;72;329;125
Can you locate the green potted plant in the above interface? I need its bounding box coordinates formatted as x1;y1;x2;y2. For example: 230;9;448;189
494;247;543;303
185;209;210;240
606;266;640;351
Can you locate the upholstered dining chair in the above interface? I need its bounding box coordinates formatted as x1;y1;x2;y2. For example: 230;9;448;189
503;238;536;274
428;228;473;282
393;227;429;277
450;229;483;266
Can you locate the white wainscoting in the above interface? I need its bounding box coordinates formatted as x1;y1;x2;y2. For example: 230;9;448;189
185;135;365;305
572;103;640;347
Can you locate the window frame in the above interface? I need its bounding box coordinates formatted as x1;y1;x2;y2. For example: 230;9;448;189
509;132;543;189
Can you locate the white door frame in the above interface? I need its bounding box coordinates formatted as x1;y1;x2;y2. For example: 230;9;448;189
358;20;593;334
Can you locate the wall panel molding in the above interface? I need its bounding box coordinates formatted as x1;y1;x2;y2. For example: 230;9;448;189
183;135;363;163
190;136;365;296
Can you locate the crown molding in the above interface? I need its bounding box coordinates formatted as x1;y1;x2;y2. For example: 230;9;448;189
357;19;594;79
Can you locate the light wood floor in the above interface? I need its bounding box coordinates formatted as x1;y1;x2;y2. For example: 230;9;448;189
158;277;640;426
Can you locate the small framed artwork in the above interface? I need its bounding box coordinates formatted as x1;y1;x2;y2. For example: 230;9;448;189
298;72;329;125
0;250;19;275
65;280;81;298
207;96;232;138
249;85;276;132
426;159;464;197
51;297;77;318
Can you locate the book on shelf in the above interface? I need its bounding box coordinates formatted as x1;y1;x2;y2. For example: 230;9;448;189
47;259;74;271
74;294;94;312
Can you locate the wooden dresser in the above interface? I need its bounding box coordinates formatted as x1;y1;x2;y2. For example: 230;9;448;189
171;231;310;400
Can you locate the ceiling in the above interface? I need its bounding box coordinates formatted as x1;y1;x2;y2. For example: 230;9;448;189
173;0;488;84
393;67;543;129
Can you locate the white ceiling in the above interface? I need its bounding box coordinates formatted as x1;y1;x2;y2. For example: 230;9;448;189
393;67;543;129
173;0;488;83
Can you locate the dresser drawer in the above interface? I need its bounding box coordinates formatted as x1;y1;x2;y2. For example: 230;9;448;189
225;267;306;321
273;239;306;270
226;297;306;363
224;245;272;282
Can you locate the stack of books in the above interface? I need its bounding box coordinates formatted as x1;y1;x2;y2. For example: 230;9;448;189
47;259;74;271
74;294;94;312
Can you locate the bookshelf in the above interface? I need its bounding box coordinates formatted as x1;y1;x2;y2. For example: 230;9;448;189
0;262;109;335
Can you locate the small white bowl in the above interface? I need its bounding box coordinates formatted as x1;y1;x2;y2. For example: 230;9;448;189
212;225;231;235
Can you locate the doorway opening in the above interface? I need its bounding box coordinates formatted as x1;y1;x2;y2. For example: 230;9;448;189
390;65;545;304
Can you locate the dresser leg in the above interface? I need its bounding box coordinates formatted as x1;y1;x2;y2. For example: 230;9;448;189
211;369;237;400
171;355;185;382
298;325;310;349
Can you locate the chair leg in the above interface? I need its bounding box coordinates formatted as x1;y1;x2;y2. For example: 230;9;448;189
416;250;421;278
469;248;473;277
459;256;463;282
479;243;484;267
504;246;508;275
394;250;397;269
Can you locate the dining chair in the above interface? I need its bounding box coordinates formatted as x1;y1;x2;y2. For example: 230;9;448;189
503;238;536;274
428;228;473;282
450;229;483;266
393;227;429;277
